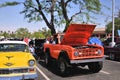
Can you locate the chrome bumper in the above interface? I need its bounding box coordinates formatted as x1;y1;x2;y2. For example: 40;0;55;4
0;73;37;80
70;57;105;64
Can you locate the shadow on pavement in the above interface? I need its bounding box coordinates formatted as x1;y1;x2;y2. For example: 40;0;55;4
37;60;95;77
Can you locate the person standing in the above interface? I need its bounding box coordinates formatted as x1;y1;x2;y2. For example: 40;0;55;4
29;44;37;59
54;33;61;44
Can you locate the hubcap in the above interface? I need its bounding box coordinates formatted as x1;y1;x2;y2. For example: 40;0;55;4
45;55;48;64
60;62;65;72
109;53;115;60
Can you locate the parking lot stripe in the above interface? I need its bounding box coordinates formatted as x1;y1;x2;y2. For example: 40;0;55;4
100;70;110;74
36;66;51;80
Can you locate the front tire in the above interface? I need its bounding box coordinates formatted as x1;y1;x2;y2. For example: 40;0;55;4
44;52;51;67
57;57;69;76
88;62;103;73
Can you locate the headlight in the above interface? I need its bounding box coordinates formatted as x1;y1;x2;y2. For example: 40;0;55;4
28;60;35;66
74;51;79;56
97;50;102;54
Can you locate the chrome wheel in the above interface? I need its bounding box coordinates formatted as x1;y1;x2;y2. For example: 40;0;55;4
45;53;48;65
58;57;68;76
60;61;66;73
109;53;115;60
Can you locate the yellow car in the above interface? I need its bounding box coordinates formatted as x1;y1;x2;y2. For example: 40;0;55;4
0;41;37;80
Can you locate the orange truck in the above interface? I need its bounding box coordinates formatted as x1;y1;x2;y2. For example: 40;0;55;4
44;24;104;76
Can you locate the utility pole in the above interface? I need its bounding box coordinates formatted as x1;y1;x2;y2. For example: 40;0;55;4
110;0;116;47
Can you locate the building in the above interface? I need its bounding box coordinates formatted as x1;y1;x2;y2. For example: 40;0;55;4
93;27;106;39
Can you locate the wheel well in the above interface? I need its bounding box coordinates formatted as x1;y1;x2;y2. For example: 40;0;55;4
58;51;70;62
45;48;50;53
45;48;51;56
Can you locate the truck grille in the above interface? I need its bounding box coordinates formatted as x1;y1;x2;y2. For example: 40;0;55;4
77;49;100;57
0;68;28;74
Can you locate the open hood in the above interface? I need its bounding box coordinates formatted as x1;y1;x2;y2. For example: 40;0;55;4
61;24;96;45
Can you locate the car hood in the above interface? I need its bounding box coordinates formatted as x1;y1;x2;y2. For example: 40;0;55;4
61;24;96;45
0;52;35;68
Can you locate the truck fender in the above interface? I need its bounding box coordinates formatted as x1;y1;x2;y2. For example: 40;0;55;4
58;50;70;63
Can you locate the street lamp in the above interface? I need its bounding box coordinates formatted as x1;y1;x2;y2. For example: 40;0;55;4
109;0;116;47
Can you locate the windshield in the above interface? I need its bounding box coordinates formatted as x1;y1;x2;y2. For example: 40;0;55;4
0;43;28;52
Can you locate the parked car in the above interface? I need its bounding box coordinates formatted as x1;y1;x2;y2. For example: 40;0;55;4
0;41;37;80
104;43;120;60
44;24;104;76
103;37;120;46
34;39;46;59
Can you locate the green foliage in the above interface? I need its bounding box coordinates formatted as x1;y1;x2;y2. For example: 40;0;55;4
31;32;44;39
71;0;101;23
20;0;42;22
106;18;120;36
0;31;15;38
31;28;51;39
15;28;30;38
0;0;102;34
0;27;51;39
0;1;20;8
2;32;9;38
84;0;101;12
39;28;51;38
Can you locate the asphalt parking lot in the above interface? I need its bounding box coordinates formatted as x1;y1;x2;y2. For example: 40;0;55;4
35;59;120;80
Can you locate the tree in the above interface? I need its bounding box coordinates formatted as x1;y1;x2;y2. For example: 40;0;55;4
0;0;102;34
15;28;30;38
31;32;44;38
2;31;10;38
10;31;16;38
106;10;120;36
106;18;120;36
39;27;51;38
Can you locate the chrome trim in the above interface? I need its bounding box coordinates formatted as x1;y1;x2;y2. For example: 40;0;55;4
0;67;35;70
70;57;105;64
0;67;36;74
4;62;14;67
0;73;37;80
6;56;14;60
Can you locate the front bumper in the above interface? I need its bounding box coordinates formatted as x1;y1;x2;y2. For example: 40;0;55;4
70;57;105;64
0;73;37;80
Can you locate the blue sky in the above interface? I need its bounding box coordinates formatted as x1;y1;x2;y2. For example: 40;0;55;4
0;0;120;32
